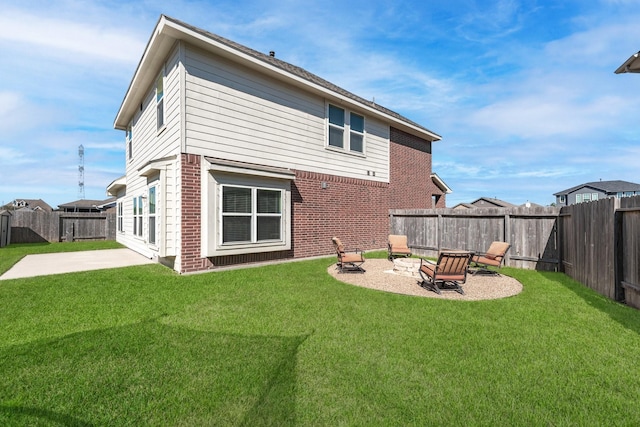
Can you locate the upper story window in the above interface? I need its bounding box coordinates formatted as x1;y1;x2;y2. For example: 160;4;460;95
156;71;164;130
558;195;566;204
327;104;365;154
126;122;133;160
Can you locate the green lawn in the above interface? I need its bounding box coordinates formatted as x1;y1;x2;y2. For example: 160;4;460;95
1;242;640;426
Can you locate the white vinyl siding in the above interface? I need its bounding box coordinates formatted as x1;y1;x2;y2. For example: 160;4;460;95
183;45;390;182
116;45;182;259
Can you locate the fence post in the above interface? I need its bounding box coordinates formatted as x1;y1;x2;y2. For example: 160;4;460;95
614;198;624;302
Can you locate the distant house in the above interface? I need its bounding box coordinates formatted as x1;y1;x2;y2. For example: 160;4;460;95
107;15;447;274
4;199;53;212
58;198;117;213
553;180;640;206
452;197;516;210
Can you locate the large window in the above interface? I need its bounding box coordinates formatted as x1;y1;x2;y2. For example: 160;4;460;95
327;104;365;153
148;186;157;245
222;186;282;244
133;196;143;237
156;72;164;129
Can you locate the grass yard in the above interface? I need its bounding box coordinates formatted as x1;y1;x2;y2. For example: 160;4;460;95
1;242;640;425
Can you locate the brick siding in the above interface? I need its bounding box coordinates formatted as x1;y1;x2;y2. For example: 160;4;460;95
390;127;446;208
180;153;213;273
177;130;440;272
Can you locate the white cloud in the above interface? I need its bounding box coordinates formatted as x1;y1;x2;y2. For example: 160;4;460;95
0;8;145;64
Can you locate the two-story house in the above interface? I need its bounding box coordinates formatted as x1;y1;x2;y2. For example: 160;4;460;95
554;180;640;206
108;15;448;273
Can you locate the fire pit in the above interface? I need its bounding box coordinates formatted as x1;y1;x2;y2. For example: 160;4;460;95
392;257;421;278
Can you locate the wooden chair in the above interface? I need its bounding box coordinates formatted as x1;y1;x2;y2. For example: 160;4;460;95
332;237;365;273
388;234;412;260
419;251;472;295
470;241;511;275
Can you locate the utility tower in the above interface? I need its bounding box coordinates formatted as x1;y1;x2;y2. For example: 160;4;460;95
78;144;85;199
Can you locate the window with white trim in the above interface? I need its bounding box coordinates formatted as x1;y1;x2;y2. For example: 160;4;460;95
576;194;582;203
126;122;133;160
148;186;157;245
117;202;123;232
156;71;164;130
133;196;143;237
221;185;283;244
327;104;365;153
592;193;598;201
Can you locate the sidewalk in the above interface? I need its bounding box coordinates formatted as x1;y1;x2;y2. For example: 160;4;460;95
0;248;155;280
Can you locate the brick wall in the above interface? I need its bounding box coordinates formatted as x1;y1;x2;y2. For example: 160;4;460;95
180;153;213;273
177;130;439;272
291;170;390;258
390;127;445;208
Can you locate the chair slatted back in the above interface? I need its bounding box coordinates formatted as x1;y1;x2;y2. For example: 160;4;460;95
435;251;472;281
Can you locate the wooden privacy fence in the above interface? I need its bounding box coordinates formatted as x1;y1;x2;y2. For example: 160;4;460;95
390;197;640;308
559;196;640;307
390;206;561;271
9;210;116;243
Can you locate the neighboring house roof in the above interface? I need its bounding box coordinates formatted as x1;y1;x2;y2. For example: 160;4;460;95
470;197;516;208
58;198;116;211
114;15;441;143
615;51;640;74
451;197;516;209
452;203;475;209
554;180;640;196
9;199;53;212
519;201;544;208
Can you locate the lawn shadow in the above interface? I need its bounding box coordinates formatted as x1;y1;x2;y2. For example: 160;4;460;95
541;271;640;336
0;319;309;426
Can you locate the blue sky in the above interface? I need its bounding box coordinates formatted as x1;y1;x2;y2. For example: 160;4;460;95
1;0;640;208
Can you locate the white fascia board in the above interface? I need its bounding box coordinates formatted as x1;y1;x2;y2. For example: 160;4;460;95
431;173;452;194
615;51;640;74
115;16;440;142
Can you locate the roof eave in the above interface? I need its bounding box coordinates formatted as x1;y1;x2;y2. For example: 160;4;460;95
114;15;441;142
615;51;640;74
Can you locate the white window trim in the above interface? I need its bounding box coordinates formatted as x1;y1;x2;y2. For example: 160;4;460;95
148;185;158;247
220;185;284;245
203;167;292;257
133;195;144;239
126;122;133;161
117;202;124;233
326;103;366;155
156;66;166;132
